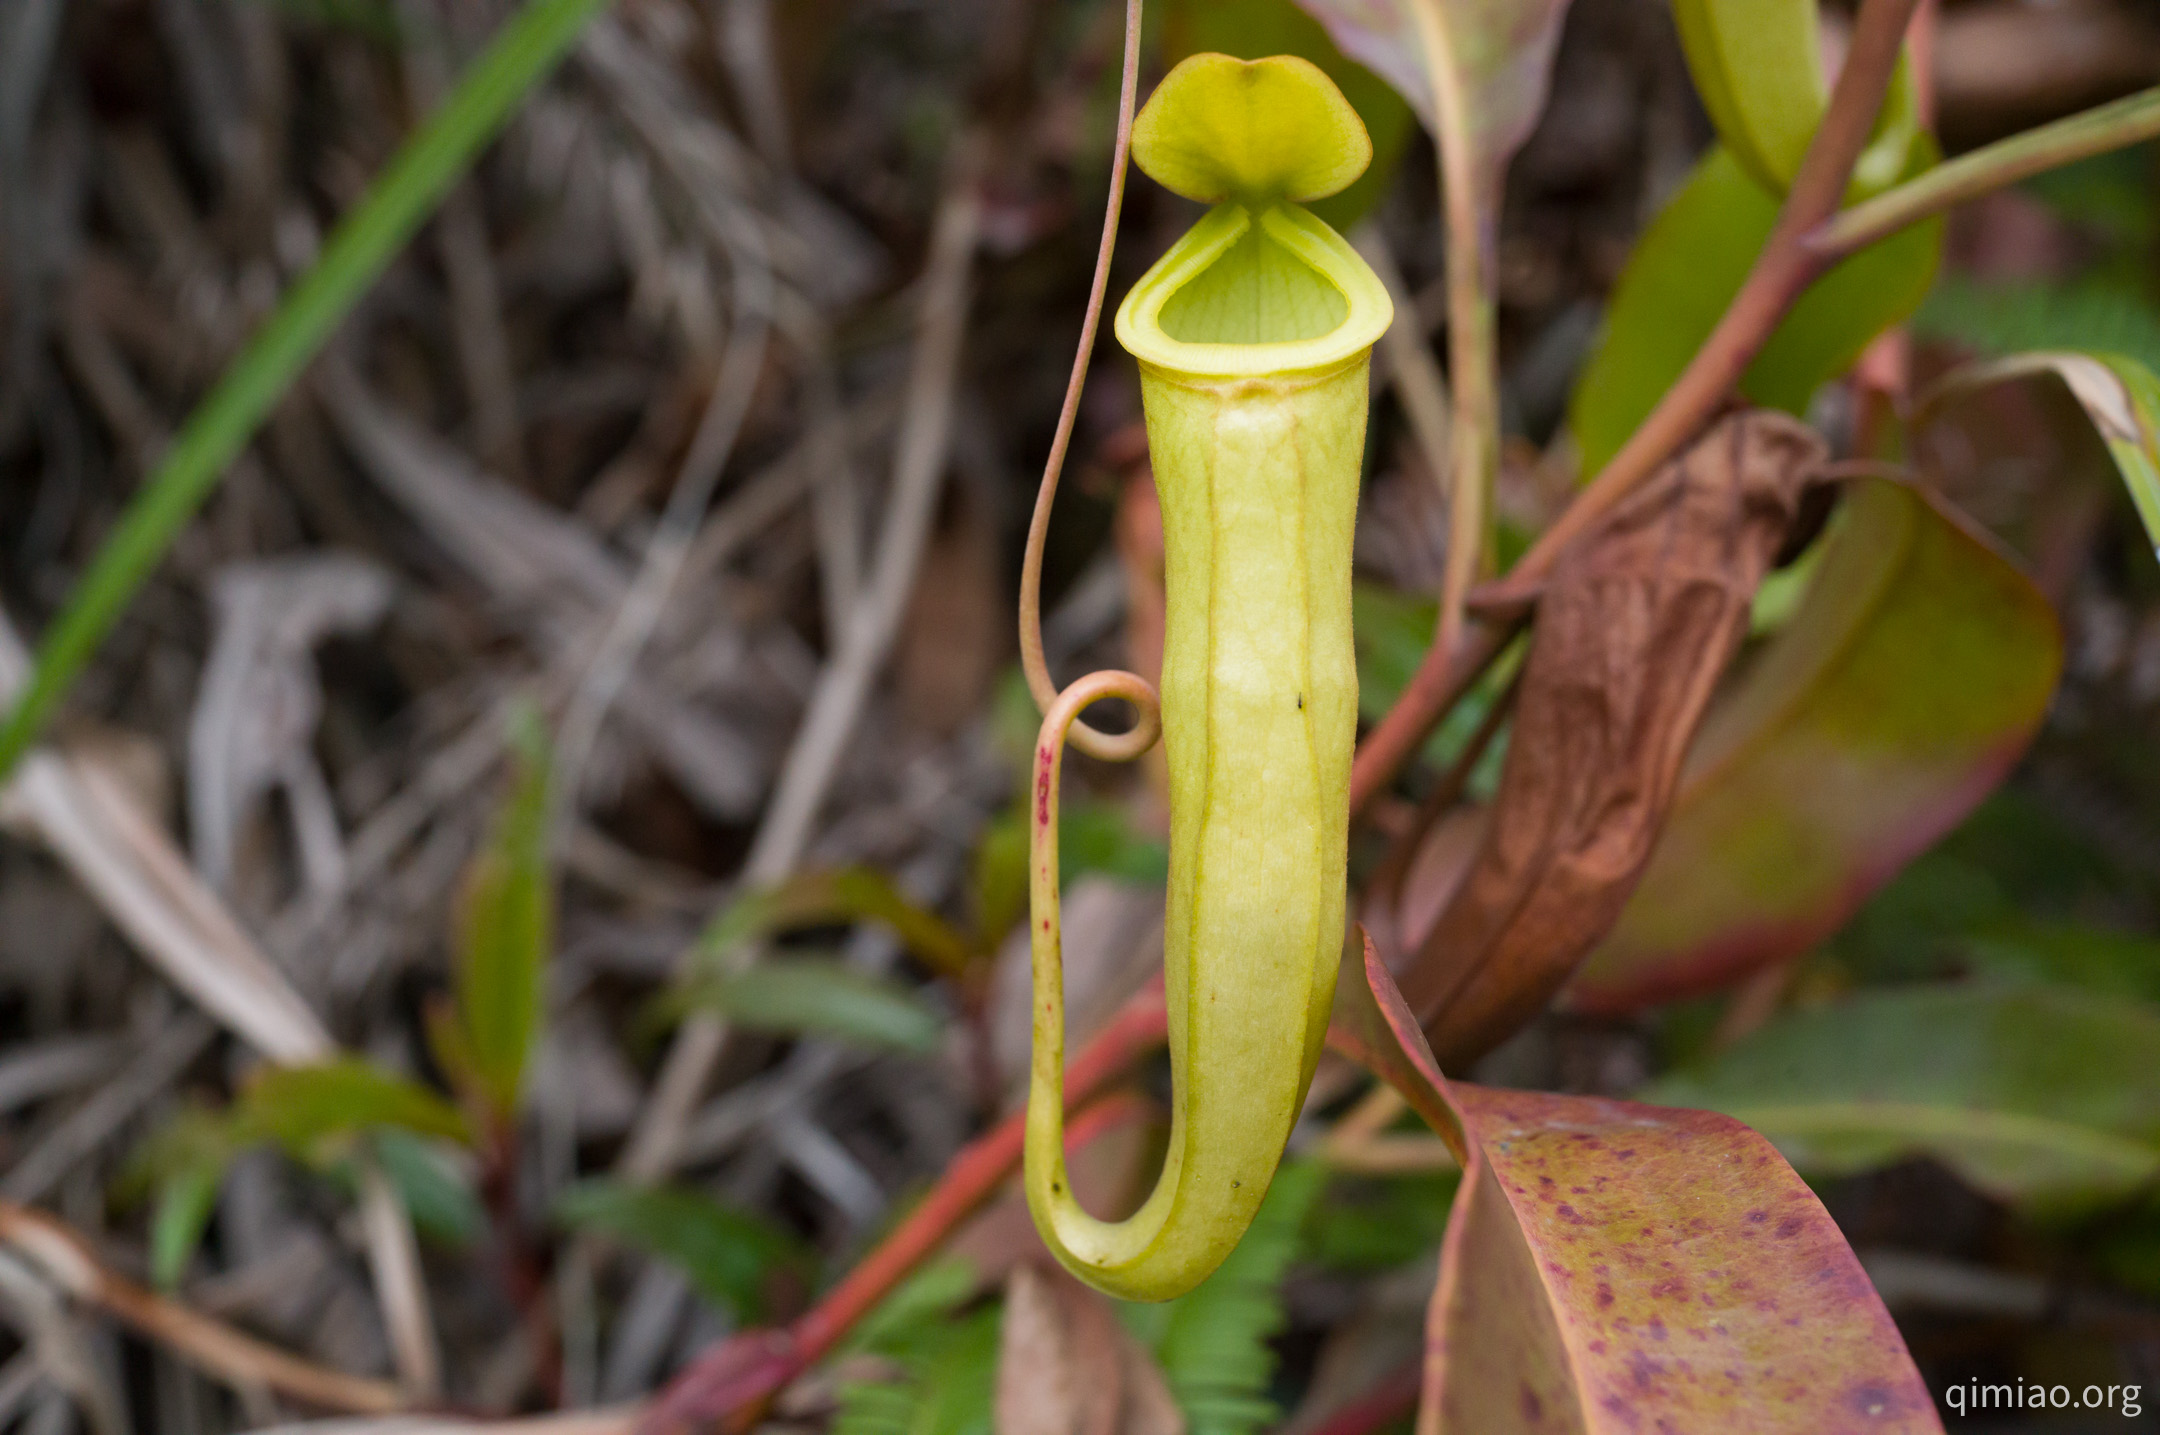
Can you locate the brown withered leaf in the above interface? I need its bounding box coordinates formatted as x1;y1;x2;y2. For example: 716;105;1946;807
996;1263;1184;1435
1400;410;1826;1069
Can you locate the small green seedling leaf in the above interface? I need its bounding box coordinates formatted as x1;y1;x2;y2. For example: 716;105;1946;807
1644;985;2160;1217
845;1256;983;1356
242;1059;475;1154
1327;936;1937;1434
836;1306;1002;1435
1570;479;2062;1010
149;1155;228;1289
134;1062;473;1282
670;960;944;1054
371;1130;485;1249
701;867;976;978
454;712;554;1118
1132;53;1371;204
1919;349;2160;555
1300;1167;1458;1272
556;1179;809;1321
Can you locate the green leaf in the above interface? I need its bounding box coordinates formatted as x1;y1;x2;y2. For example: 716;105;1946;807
1832;843;2014;984
555;1180;808;1320
0;0;609;782
701;868;976;978
455;713;554;1117
371;1130;485;1249
1919;349;2160;555
129;1068;473;1281
1301;1168;1459;1272
1350;581;1437;726
2024;144;2159;251
1672;0;1924;199
1957;921;2160;1006
2088;1214;2160;1302
834;1258;998;1435
1643;985;2160;1216
149;1156;228;1289
1915;275;2160;377
970;801;1169;946
1571;478;2062;1011
1670;0;1824;192
1352;580;1519;787
671;961;944;1054
240;1059;474;1154
1570;145;1943;477
1120;1162;1323;1435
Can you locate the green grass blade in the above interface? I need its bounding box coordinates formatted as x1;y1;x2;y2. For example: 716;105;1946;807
0;0;609;780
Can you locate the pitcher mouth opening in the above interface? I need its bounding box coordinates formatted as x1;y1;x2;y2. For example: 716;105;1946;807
1115;202;1391;382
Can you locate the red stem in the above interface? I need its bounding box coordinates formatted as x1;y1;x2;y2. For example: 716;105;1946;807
1017;0;1152;763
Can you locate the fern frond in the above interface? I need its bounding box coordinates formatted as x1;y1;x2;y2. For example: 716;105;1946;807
1123;1161;1326;1435
833;1258;999;1435
834;1309;999;1435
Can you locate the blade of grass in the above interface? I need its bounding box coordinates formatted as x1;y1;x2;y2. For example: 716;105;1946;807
0;0;610;780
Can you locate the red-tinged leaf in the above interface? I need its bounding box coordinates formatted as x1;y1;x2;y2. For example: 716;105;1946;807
555;1180;813;1321
1329;934;1940;1435
1569;478;2062;1012
1286;0;1432;130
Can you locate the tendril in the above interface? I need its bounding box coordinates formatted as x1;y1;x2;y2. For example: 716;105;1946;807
1017;0;1153;762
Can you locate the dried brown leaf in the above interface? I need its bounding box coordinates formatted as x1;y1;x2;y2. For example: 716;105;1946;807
995;1264;1183;1435
1401;411;1825;1068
